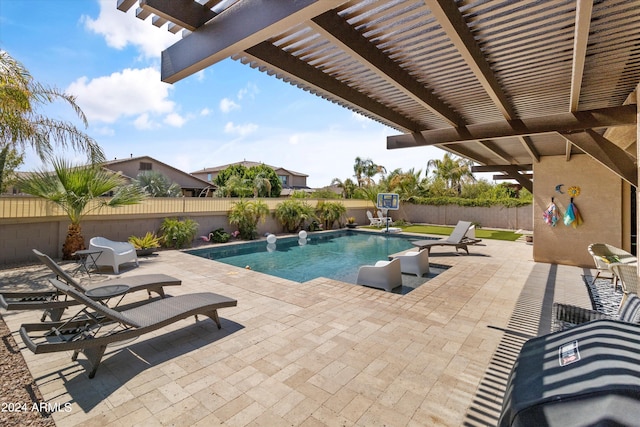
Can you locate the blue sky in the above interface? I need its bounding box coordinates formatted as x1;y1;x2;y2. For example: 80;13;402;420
0;0;446;188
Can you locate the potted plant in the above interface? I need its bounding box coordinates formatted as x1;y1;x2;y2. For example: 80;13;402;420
346;217;357;228
128;232;162;256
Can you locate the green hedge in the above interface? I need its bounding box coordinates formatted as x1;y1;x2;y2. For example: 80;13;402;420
406;196;531;208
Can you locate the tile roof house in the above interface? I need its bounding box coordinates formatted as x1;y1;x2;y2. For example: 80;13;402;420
191;161;310;195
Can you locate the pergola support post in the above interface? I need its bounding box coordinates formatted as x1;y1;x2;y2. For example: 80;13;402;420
636;85;640;281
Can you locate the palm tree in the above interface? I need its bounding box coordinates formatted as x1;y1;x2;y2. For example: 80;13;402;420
330;177;357;199
426;153;475;194
16;157;146;259
386;168;424;200
353;157;365;187
134;170;182;197
0;51;104;191
353;157;385;187
228;199;269;239
252;172;272;198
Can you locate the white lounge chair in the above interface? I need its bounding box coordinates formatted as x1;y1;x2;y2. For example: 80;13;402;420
356;258;402;292
395;249;430;277
411;220;478;255
89;236;139;274
367;211;382;226
377;210;392;225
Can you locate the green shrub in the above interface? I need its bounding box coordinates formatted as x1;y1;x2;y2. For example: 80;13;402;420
128;232;162;250
208;228;230;243
275;199;316;232
228;199;269;240
315;200;347;230
160;217;199;248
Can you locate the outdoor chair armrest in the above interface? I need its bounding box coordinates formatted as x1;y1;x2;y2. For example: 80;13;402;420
551;303;609;332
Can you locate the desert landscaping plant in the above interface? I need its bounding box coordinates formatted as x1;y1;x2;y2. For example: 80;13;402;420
160;217;199;248
275;199;316;233
128;232;162;250
228;199;269;240
207;228;231;243
16;157;146;259
315;200;347;230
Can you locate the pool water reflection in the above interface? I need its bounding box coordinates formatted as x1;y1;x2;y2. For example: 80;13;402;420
187;230;446;294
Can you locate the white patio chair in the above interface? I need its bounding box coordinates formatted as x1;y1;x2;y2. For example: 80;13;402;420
89;237;139;274
356;258;402;292
395;249;430;277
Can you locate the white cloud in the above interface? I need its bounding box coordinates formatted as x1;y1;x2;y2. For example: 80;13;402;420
92;125;115;136
224;122;258;136
200;108;212;116
82;0;178;59
289;134;300;145
237;82;259;100
219;98;240;113
164;113;186;127
67;67;175;124
133;113;155;130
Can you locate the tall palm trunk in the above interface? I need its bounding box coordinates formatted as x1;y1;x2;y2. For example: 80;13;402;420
62;223;85;260
0;146;8;193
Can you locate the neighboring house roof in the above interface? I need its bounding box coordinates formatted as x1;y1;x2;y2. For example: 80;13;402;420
104;156;212;188
192;160;309;178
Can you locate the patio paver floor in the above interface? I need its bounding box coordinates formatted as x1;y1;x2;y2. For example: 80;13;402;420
0;237;593;426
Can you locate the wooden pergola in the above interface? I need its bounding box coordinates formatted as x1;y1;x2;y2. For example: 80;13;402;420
117;0;640;194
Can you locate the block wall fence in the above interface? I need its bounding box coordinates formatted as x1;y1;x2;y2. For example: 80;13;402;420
0;197;532;265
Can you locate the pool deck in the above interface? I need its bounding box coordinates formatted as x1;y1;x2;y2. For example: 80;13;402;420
0;235;594;426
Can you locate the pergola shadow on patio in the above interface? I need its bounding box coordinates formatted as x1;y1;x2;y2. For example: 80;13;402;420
0;237;593;426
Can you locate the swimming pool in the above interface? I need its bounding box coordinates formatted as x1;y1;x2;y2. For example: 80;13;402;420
187;230;443;293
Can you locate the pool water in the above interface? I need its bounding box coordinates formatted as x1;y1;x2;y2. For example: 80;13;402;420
187;230;444;293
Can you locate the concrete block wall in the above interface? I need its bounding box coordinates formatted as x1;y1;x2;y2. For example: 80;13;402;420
0;204;532;266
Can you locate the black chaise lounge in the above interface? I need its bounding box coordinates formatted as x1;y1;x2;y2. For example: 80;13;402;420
20;278;237;378
0;249;181;321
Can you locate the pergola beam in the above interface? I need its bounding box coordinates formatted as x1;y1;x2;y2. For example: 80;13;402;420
473;165;532;173
160;0;343;83
518;136;541;163
310;11;465;127
473;165;533;192
561;129;637;186
569;0;593;111
387;105;637;148
244;42;423;132
427;0;516;120
139;0;217;31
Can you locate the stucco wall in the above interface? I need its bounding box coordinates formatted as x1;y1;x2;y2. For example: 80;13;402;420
0;203;531;265
398;204;532;230
532;154;626;267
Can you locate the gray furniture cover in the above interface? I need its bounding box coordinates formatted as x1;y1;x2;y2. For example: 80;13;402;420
499;319;640;427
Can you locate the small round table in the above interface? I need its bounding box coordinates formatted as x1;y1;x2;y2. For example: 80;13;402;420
73;250;102;277
85;284;130;307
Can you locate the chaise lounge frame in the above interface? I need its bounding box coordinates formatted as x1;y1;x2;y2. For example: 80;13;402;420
0;249;181;321
20;278;237;378
410;221;481;255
